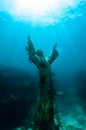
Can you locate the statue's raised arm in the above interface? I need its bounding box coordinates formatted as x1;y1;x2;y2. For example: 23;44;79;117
26;35;39;65
48;43;59;64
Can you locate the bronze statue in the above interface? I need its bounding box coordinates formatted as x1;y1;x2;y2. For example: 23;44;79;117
26;35;59;130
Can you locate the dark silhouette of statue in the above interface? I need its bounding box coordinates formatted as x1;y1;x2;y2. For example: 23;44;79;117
26;35;59;130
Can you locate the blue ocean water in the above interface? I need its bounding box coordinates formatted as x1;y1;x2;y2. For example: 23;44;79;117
0;1;86;78
0;1;86;129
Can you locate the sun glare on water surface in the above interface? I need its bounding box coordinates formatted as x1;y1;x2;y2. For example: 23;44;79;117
0;0;85;24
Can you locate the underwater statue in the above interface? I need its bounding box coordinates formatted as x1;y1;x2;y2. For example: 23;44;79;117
26;35;59;130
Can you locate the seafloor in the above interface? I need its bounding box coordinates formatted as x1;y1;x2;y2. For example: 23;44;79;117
0;65;86;130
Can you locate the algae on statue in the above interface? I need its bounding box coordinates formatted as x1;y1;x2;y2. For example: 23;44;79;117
26;35;60;130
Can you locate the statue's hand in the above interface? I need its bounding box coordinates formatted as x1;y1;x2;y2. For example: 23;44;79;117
28;35;33;46
53;43;57;49
28;35;31;40
28;35;31;42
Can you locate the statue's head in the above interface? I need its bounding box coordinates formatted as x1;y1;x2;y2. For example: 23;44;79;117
36;49;44;57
